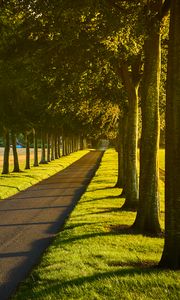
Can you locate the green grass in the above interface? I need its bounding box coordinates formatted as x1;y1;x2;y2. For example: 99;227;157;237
13;149;180;300
0;150;89;200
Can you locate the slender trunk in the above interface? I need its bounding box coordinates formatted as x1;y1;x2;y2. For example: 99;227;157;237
159;0;180;269
40;130;47;164
51;134;55;160
25;132;30;169
72;138;74;152
11;131;20;172
47;133;51;162
65;137;68;155
58;135;61;158
62;134;65;156
115;117;124;188
133;27;161;234
80;136;84;150
33;129;39;167
2;128;10;174
55;134;59;159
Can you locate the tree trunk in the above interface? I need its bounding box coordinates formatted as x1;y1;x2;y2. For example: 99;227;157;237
11;131;20;172
40;130;47;164
55;133;59;159
120;114;128;197
65;137;68;155
51;134;55;160
25;132;30;170
33;129;39;167
2;128;10;174
159;0;180;269
47;133;51;162
121;63;139;210
115;116;124;188
133;26;161;234
62;134;65;156
80;136;84;150
58;135;61;158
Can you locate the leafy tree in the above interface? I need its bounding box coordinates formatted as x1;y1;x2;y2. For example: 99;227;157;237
132;0;170;235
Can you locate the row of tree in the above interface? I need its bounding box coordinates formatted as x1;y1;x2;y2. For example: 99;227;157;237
0;0;179;269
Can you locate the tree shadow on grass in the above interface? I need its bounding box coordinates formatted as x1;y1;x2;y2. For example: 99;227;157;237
25;263;165;299
77;207;123;216
82;195;120;203
54;225;140;247
87;186;116;192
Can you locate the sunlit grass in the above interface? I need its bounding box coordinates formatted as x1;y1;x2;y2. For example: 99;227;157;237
0;150;89;200
13;149;180;300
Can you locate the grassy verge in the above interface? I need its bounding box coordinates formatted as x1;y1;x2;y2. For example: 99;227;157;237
0;150;89;200
13;149;180;300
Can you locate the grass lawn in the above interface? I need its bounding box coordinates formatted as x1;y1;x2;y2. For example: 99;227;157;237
13;149;180;300
0;150;89;200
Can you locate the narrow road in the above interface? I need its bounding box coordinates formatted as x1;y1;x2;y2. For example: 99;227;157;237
0;150;103;300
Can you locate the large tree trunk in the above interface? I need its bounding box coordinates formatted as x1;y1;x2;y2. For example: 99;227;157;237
11;131;20;172
121;63;139;210
33;129;39;167
133;26;161;235
159;0;180;269
2;128;10;174
25;132;30;170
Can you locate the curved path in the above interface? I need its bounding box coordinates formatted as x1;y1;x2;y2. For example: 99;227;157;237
0;150;103;300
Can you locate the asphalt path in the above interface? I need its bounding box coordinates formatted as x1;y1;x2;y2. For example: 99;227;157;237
0;150;103;300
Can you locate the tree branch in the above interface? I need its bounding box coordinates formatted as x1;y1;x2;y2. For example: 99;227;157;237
159;0;171;20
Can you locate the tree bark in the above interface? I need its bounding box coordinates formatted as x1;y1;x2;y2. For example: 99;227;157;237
159;0;180;269
47;133;51;162
133;26;161;234
120;114;128;197
25;132;30;170
54;133;59;159
40;130;47;164
51;134;55;160
115;116;124;188
2;128;10;174
11;131;20;172
120;63;139;210
58;135;61;158
33;129;39;167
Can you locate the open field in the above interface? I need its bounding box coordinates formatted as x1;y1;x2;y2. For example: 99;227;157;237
12;149;180;300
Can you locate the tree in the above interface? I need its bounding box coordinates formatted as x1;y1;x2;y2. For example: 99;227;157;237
159;0;180;269
133;0;170;235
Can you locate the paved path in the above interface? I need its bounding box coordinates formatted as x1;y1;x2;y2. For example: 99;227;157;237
0;150;103;300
